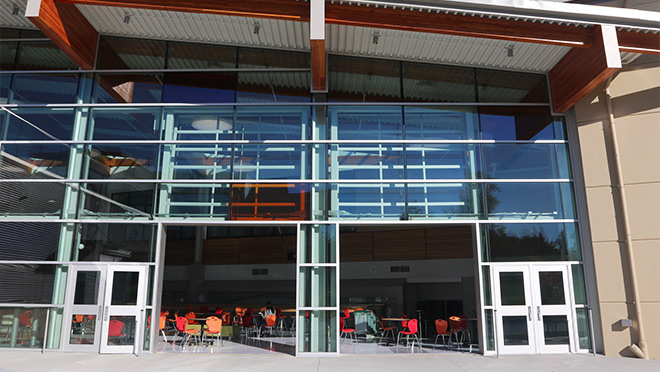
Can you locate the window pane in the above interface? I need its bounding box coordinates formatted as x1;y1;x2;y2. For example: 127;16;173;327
499;272;526;305
538;271;565;305
0;28;21;39
406;144;479;179
486;182;575;220
167;42;236;69
572;264;587;305
238;47;309;69
235;106;310;140
169;107;234;140
16;41;77;70
407;183;481;219
80;182;155;217
107;316;136;345
92;73;163;103
1;143;70;177
89;108;160;140
76;223;155;262
111;271;139;305
328;55;401;102
69;313;97;345
482;266;492;306
476;69;548;103
480;106;556;140
0;222;61;261
299;267;336;307
230;183;309;220
403;62;476;102
335;145;404;180
169;144;232;180
485;223;581;262
10;74;79;104
85;144;159;180
233;144;309;180
502;316;529;345
1;75;10;104
0;307;48;349
298;310;337;353
4;108;75;140
0;41;17;70
0;181;65;216
576;307;592;349
404;106;479;140
162;72;236;103
73;271;100;305
236;72;310;103
329;106;403;140
0;264;56;303
483;144;568;179
300;224;337;264
543;315;569;345
97;37;166;69
333;183;405;219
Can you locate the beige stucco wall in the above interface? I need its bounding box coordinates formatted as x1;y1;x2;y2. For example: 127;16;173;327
573;54;660;359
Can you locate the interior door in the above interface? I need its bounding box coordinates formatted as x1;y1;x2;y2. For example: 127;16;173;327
62;264;106;352
531;265;574;353
493;265;536;354
99;265;147;354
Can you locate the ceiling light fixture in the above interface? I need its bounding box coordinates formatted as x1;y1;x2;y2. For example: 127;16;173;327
191;116;232;131
123;14;131;24
506;45;514;58
12;6;19;15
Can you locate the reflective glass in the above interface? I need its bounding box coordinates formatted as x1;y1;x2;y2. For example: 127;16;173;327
0;28;21;39
10;74;79;104
107;316;136;345
97;37;166;69
15;41;77;70
0;143;70;177
0;222;61;261
543;315;569;345
572;264;587;305
0;264;56;303
238;47;309;69
404;106;479;140
482;266;492;306
480;107;556;140
19;30;47;39
538;271;565;305
229;183;309;220
502;316;529;345
299;267;336;307
80;182;155;217
300;224;337;264
73;271;101;305
499;272;526;305
236;72;310;102
406;144;479;179
298;310;337;353
485;309;494;351
166;185;219;218
169;107;233;140
169;144;232;180
476;69;548;103
484;223;581;262
235;106;310;140
403;62;476;102
333;183;405;219
84;144;159;180
1;74;10;103
92;73;163;103
162;72;235;103
76;223;155;262
407;183;481;219
111;271;139;305
328;55;401;102
576;307;592;349
88;108;160;140
483;144;570;179
69;314;96;345
233;144;309;180
0;40;17;70
328;106;403;140
0;181;65;216
486;182;575;220
0;307;48;348
335;145;404;180
166;42;236;69
3;108;75;140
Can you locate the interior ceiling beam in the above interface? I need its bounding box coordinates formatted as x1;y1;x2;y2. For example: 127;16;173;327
617;30;660;55
26;0;98;69
549;25;621;113
310;0;327;92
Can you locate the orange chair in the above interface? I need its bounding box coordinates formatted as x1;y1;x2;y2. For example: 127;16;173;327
340;318;357;344
159;315;168;343
221;311;231;326
396;318;421;351
434;319;452;349
185;311;198;325
448;316;464;346
71;314;84;335
234;307;246;325
262;314;277;337
202;316;223;347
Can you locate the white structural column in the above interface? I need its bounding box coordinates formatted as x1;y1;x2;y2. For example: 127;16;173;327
310;0;327;92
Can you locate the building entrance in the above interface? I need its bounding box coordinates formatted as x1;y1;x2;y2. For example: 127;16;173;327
62;264;148;354
493;264;576;355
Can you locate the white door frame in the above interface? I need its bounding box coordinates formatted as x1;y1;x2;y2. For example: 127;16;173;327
493;265;536;354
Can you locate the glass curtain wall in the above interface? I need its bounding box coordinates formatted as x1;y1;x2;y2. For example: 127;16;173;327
0;32;588;354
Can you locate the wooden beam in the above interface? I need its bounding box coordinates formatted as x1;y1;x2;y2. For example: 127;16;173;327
310;0;326;92
26;0;98;69
617;30;660;55
549;25;621;113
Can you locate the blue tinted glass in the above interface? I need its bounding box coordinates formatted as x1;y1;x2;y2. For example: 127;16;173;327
404;106;479;140
169;107;233;141
233;145;309;180
11;74;79;104
486;182;575;219
407;183;481;219
235;106;310;140
163;72;235;103
484;223;581;262
85;144;159;179
236;72;310;103
4;108;75;140
0;143;69;177
169;144;232;180
483;144;567;179
480;107;555;140
93;73;163;103
0;74;10;104
334;184;405;219
334;145;404;180
89;108;160;140
329;106;403;140
405;144;479;179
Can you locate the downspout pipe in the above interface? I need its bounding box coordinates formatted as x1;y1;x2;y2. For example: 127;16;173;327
603;76;648;359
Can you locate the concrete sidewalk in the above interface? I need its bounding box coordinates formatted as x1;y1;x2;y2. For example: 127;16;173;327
1;351;658;372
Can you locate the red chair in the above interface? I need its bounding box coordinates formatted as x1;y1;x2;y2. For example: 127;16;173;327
380;319;396;344
108;319;127;345
200;305;209;314
340;318;357;344
175;316;200;347
396;318;421;351
458;315;471;345
434;319;452;349
241;314;256;337
448;316;464;347
214;307;223;315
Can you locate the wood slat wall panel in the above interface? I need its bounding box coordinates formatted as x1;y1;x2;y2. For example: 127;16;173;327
165;240;194;265
373;229;426;261
339;231;373;262
203;238;240;265
426;226;474;259
239;236;283;264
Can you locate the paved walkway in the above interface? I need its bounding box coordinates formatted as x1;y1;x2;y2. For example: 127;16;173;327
1;350;658;372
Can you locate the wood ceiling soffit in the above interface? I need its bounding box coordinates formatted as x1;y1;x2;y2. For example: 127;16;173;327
26;0;98;69
549;25;622;113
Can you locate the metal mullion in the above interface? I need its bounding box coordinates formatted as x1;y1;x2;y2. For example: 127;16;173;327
0;139;569;145
0;178;574;183
2;68;310;74
0;102;552;108
299;263;336;267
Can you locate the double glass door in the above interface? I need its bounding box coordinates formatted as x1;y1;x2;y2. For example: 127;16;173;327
62;264;147;354
493;264;575;354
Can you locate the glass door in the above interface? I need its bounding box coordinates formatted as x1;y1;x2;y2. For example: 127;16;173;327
531;265;574;353
493;265;536;354
99;265;148;354
62;264;106;352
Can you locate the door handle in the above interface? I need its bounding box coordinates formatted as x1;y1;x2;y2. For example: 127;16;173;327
537;306;541;321
527;306;532;321
104;306;109;321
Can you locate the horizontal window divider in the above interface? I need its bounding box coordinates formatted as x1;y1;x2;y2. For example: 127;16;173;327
0;303;65;308
0;102;553;108
0;139;568;145
0;68;311;74
0;260;157;265
297;307;338;311
299;263;338;267
0;178;573;184
0;38;52;42
0;218;579;225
